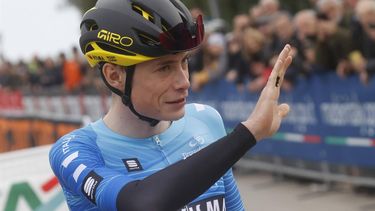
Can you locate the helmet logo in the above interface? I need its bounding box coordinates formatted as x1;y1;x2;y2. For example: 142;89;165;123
97;29;133;47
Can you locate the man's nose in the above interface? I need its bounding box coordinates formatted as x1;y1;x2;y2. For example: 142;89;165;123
174;67;190;90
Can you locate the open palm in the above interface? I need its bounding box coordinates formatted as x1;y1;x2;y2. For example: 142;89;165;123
242;44;293;141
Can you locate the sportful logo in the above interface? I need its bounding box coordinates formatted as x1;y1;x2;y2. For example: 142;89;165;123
123;158;143;172
84;178;96;197
81;171;103;204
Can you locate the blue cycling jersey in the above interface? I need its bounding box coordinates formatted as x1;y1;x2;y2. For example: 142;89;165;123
49;103;245;211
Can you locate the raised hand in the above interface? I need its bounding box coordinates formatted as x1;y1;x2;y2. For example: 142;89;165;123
242;44;293;141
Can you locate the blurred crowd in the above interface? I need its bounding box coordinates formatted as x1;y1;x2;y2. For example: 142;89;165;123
0;46;105;94
189;0;375;92
1;0;375;94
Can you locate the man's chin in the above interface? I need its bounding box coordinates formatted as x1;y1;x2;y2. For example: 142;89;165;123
163;109;185;121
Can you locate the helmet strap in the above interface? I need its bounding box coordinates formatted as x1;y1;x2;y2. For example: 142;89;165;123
99;64;160;127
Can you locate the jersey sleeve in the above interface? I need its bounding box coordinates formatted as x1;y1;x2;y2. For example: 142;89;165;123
223;170;245;211
49;127;132;211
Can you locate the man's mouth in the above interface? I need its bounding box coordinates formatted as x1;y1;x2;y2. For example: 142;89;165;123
166;98;186;104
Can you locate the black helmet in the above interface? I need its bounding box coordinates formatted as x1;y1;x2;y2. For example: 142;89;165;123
79;0;204;67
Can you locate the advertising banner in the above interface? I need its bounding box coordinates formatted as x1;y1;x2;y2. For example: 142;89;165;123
0;146;68;211
189;74;375;167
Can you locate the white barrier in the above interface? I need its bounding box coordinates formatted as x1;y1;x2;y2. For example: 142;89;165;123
0;146;68;211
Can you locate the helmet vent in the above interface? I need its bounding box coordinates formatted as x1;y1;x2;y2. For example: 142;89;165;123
132;4;155;23
85;44;95;53
138;33;159;46
161;19;171;32
97;42;136;56
83;20;99;31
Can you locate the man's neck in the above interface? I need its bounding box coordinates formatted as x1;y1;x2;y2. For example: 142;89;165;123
103;99;171;139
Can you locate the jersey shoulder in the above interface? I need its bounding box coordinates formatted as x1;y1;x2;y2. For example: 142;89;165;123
185;103;226;138
49;125;99;175
50;125;97;156
185;103;223;122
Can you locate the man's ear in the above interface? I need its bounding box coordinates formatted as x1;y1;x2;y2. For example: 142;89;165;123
102;63;126;90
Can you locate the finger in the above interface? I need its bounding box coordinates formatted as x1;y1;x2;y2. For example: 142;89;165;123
278;103;290;118
267;44;291;88
270;104;288;135
277;53;293;87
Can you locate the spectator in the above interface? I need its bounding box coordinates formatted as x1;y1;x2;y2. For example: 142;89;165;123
315;0;350;28
226;14;251;83
191;32;227;91
270;12;306;90
350;0;375;84
294;10;320;75
39;57;62;88
258;0;280;16
14;60;29;89
27;54;43;90
294;9;319;44
60;52;83;92
315;12;353;77
0;61;21;90
229;27;267;92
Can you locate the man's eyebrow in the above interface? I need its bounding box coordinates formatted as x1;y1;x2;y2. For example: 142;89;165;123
156;53;191;66
156;60;175;66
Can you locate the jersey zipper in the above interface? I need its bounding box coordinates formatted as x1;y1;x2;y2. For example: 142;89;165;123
153;135;171;164
153;136;161;146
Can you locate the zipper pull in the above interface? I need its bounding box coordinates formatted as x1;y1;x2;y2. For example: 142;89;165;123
153;136;161;146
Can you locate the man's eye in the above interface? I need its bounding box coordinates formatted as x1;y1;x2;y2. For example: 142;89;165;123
159;65;170;72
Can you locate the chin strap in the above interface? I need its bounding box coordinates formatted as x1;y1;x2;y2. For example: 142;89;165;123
99;63;160;127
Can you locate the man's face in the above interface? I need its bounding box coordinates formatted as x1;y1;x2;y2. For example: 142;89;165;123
361;12;375;40
130;52;191;121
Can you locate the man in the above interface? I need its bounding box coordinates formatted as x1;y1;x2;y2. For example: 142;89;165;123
49;0;292;210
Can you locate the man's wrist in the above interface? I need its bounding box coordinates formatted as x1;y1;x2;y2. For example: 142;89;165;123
239;122;259;143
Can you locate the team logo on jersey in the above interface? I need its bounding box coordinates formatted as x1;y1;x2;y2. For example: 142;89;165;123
189;135;205;147
123;158;143;172
81;171;103;204
180;195;226;211
182;136;206;159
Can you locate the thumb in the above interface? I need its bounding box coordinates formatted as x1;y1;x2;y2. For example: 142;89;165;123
278;103;290;118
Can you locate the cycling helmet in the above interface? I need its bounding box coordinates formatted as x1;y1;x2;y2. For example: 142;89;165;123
79;0;204;67
79;0;204;126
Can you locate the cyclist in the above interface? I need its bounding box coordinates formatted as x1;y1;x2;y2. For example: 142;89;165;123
49;0;292;210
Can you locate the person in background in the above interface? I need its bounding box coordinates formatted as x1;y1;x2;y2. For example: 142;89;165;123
350;0;375;84
258;0;280;17
269;12;306;90
60;51;83;92
315;0;350;28
39;57;63;89
226;14;251;84
293;9;320;76
228;27;268;92
314;11;353;77
191;32;227;91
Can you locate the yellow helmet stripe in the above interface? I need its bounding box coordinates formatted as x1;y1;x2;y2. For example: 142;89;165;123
84;42;157;67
